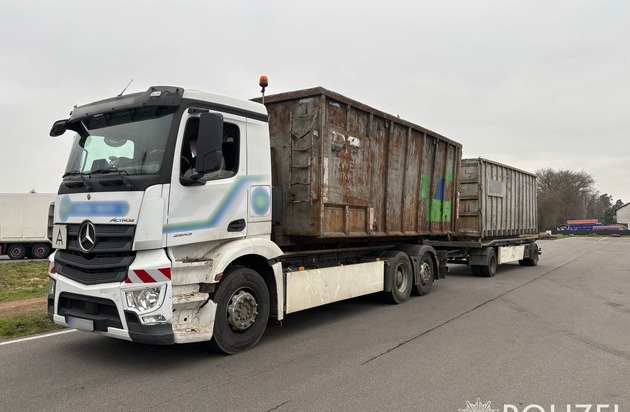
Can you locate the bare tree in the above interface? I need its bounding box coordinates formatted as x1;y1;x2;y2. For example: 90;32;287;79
536;168;595;230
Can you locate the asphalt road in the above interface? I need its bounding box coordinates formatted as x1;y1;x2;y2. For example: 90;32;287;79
1;237;629;411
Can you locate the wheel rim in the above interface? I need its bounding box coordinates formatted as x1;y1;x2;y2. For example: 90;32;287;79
395;265;409;292
419;261;432;285
227;289;258;332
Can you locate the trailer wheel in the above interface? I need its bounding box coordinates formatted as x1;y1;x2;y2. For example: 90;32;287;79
520;243;539;267
412;253;434;296
210;267;270;355
470;265;481;276
384;252;413;304
31;243;51;259
7;244;26;260
478;248;497;277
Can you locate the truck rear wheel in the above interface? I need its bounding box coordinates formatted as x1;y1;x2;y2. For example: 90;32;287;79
210;267;270;355
31;243;51;259
478;248;497;277
412;253;434;296
384;251;413;304
519;243;539;267
7;244;26;260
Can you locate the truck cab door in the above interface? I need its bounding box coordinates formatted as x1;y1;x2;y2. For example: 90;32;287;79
165;110;248;246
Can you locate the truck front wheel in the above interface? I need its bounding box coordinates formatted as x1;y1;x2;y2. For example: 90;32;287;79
210;267;270;355
7;244;26;260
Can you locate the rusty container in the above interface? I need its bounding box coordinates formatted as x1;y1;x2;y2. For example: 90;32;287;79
458;158;537;238
256;87;462;246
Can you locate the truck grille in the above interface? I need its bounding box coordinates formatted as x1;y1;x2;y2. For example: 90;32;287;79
55;224;136;285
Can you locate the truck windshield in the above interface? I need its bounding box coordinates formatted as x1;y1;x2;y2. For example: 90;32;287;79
64;107;176;176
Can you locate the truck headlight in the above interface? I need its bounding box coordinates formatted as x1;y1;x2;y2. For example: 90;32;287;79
125;287;162;312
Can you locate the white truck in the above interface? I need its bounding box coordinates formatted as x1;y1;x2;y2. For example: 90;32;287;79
47;82;539;353
0;193;55;259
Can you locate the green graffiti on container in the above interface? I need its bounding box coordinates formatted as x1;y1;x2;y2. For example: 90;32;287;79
442;200;452;222
421;172;453;223
421;174;430;199
425;200;452;223
428;199;442;222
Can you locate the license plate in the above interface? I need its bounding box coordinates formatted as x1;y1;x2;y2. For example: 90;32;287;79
67;316;94;332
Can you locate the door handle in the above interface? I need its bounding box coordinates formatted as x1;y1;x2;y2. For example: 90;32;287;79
227;219;246;232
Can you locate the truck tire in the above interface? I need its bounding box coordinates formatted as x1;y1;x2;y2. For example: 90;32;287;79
31;243;51;259
478;248;497;277
7;244;26;260
470;265;481;276
519;243;539;267
210;267;270;355
384;251;413;304
412;253;434;296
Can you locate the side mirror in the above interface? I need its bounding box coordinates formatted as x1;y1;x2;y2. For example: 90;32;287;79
196;112;224;173
50;119;69;137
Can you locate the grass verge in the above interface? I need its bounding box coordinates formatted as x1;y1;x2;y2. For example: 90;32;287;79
0;261;50;301
0;261;65;341
0;313;65;340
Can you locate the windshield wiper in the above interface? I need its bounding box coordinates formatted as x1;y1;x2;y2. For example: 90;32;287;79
88;166;136;190
62;171;94;191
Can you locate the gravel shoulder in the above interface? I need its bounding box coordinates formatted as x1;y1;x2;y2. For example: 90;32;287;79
0;297;47;318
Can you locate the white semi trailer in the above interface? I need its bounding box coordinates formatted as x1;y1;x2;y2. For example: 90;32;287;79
0;193;55;259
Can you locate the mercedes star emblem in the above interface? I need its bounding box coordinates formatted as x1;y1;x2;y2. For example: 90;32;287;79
78;221;96;253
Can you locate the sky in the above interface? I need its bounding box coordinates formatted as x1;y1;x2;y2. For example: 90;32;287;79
1;0;628;204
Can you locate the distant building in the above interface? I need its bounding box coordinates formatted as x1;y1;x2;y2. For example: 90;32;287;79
616;203;630;226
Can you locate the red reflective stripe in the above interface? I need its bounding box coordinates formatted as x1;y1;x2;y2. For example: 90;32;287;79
158;268;171;280
124;276;132;283
134;270;156;283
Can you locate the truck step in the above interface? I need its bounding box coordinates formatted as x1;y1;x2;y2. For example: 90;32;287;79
173;327;213;344
172;292;209;309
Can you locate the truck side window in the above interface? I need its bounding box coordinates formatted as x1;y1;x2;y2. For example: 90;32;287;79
180;118;239;182
221;123;239;174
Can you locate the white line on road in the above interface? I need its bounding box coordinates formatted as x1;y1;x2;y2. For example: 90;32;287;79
598;237;609;241
0;329;77;347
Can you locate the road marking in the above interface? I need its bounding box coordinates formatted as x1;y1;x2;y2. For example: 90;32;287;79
598;237;609;242
0;329;76;346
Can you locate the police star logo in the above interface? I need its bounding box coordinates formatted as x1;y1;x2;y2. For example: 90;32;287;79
78;221;96;252
459;398;498;412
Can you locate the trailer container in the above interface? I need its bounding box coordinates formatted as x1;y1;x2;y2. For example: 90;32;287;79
260;88;461;246
458;158;537;238
426;157;539;277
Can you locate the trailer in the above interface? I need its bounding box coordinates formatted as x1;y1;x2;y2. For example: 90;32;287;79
0;193;55;259
426;158;539;276
46;81;540;354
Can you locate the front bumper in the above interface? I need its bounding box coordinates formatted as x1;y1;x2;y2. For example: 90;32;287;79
48;249;175;345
